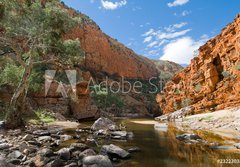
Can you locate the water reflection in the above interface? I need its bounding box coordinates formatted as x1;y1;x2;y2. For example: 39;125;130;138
116;119;240;167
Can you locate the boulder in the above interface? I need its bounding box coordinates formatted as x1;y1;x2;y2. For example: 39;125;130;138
57;148;71;160
100;144;130;159
91;117;118;131
82;155;113;167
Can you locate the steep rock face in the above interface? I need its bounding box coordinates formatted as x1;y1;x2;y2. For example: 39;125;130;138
64;12;158;80
157;15;240;114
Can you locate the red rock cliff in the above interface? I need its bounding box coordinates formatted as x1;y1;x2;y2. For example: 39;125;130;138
64;10;158;80
157;14;240;114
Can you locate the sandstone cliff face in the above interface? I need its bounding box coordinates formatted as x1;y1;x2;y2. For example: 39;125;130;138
157;15;240;114
64;11;158;80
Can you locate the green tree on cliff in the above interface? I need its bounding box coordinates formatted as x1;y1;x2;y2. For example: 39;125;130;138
0;0;84;128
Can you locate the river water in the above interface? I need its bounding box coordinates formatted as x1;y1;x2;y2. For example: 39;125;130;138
64;118;240;167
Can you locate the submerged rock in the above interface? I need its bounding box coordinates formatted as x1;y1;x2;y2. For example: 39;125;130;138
128;147;141;153
234;143;240;149
82;155;113;167
100;144;130;159
176;134;201;141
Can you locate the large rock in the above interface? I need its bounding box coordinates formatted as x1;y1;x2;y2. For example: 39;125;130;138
157;14;240;114
100;144;130;159
91;117;118;131
57;148;71;160
82;155;113;167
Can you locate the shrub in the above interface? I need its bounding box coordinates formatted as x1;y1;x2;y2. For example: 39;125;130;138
34;109;55;123
235;63;240;71
221;71;231;78
174;88;181;95
181;98;192;108
194;83;202;93
0;63;24;87
91;86;125;109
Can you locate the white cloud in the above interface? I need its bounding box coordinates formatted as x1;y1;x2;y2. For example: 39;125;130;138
181;10;191;16
160;36;208;64
164;22;187;32
142;29;154;36
167;0;189;7
143;36;152;43
147;41;158;48
101;0;127;10
157;29;191;40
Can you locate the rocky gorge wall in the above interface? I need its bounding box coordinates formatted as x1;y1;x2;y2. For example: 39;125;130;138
157;14;240;114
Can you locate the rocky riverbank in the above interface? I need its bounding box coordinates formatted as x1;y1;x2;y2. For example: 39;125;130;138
155;107;240;151
0;117;140;167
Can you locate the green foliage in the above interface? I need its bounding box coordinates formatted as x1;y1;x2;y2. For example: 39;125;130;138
181;98;192;108
221;71;231;78
91;86;125;109
0;63;24;87
173;102;179;111
160;71;172;81
34;108;55;123
235;63;240;71
174;88;181;95
194;83;202;93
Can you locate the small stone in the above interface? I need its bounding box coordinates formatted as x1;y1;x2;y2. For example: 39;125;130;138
8;159;21;165
38;148;54;157
38;136;52;142
70;143;88;152
45;158;63;167
79;149;96;158
33;130;50;136
22;134;34;141
60;135;72;142
7;151;23;159
64;162;78;167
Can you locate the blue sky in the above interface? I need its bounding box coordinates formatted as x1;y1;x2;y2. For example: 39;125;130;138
62;0;240;65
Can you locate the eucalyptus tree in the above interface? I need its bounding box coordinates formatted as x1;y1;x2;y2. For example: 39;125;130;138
0;0;84;128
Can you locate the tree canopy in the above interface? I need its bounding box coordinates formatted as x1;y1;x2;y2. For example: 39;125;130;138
0;0;85;128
